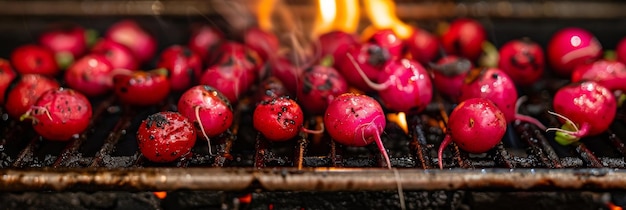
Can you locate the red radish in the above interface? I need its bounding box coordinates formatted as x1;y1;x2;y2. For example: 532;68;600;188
437;98;507;169
364;29;405;58
105;20;157;63
5;74;59;120
316;31;358;64
335;43;390;92
616;37;626;65
10;44;59;76
136;111;196;163
440;18;487;62
112;69;170;106
324;93;391;168
177;85;233;155
20;88;92;141
269;57;301;93
571;60;626;92
548;81;616;145
547;27;602;76
255;77;289;104
405;28;440;65
429;56;472;101
91;38;138;70
498;38;545;86
208;41;263;73
188;25;224;62
347;55;432;113
297;65;349;115
39;26;94;69
253;97;305;141
200;60;254;104
244;27;280;61
64;54;115;97
0;59;16;105
157;45;202;91
457;68;546;130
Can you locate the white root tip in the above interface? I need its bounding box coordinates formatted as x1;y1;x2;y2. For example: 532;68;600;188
345;53;390;91
547;110;579;132
195;105;214;156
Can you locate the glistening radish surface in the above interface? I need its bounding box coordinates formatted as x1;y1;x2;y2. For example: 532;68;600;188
437;98;507;169
157;45;202;91
324;93;391;168
91;38;138;70
112;69;170;106
21;88;92;141
5;74;60;120
136;111;196;163
549;81;617;145
10;44;59;76
0;59;16;105
64;54;115;97
497;38;545;86
430;56;471;101
571;60;626;92
297;65;348;115
253;97;304;142
547;27;602;76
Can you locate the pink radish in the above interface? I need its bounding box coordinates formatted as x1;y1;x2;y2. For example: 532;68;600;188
429;55;472;101
316;31;359;66
255;76;289;104
188;25;224;63
498;38;545;86
547;81;616;145
64;54;115;97
335;43;390;92
571;59;626;92
457;68;546;130
177;85;234;155
244;27;280;62
253;96;322;142
437;98;507;169
157;45;203;91
405;28;440;65
268;57;301;94
547;27;602;76
324;93;391;168
105;19;157;63
440;18;487;62
296;65;348;115
347;55;432;113
617;37;626;65
91;38;139;71
200;60;254;104
364;29;405;58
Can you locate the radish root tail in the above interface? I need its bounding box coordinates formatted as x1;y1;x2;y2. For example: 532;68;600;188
346;53;392;91
437;134;453;169
195;105;214;155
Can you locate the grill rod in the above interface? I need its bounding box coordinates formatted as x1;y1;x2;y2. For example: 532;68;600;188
2;168;626;192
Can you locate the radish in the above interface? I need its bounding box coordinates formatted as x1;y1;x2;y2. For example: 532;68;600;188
20;88;92;141
324;93;391;168
571;59;626;92
268;57;301;94
547;27;602;76
547;81;616;145
429;55;472;101
137;111;196;163
255;76;289;104
405;28;439;65
316;31;359;66
296;65;348;115
437;98;507;169
39;25;96;69
335;43;390;92
10;44;59;77
112;69;170;106
105;19;157;63
347;55;432;113
457;68;546;130
498;38;545;86
0;59;16;105
64;54;115;97
177;85;233;155
616;37;626;65
440;18;487;62
5;74;60;120
244;27;280;62
188;25;223;63
253;96;322;142
200;59;254;104
364;29;405;58
91;38;138;70
157;45;202;91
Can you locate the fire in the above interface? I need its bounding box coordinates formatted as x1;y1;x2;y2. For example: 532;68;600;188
387;112;409;134
153;191;167;199
363;0;413;39
256;0;277;31
313;0;360;38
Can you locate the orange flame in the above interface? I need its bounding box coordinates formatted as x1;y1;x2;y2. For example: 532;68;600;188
363;0;413;39
313;0;360;38
387;112;409;134
153;191;167;199
256;0;277;31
